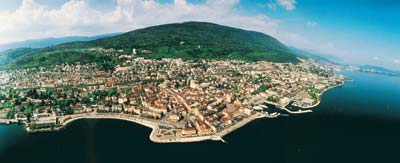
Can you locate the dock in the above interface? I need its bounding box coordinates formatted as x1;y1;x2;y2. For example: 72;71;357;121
280;107;312;114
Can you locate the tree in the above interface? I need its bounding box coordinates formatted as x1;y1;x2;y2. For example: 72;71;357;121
267;95;279;103
8;89;18;99
81;97;90;104
121;88;131;94
27;88;39;99
0;94;6;101
42;89;53;99
15;96;22;105
51;99;58;106
252;84;271;95
107;88;118;97
65;107;74;115
97;61;116;72
3;101;14;108
6;108;15;119
24;106;33;120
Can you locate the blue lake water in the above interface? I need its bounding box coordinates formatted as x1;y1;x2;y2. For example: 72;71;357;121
0;70;400;163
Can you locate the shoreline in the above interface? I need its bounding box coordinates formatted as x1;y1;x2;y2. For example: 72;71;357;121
25;112;268;143
7;81;345;143
292;82;344;109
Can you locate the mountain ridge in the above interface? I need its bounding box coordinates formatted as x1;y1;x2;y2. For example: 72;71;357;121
2;22;300;69
0;33;122;52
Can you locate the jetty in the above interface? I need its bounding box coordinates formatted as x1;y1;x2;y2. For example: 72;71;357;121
280;107;312;114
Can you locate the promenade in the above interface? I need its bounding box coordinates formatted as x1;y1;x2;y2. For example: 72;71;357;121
23;83;346;143
25;112;270;143
23;83;345;142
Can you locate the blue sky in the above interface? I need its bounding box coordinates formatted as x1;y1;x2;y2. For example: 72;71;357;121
0;0;399;70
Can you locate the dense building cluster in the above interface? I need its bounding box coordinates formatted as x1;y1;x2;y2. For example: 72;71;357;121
0;49;344;139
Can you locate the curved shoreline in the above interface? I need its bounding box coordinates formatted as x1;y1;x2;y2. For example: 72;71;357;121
26;113;267;143
293;82;344;109
22;82;345;143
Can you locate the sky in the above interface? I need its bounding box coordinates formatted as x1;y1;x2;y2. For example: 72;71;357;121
0;0;399;70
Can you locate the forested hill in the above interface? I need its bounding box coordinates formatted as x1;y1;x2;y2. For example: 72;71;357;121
76;22;298;62
2;22;300;69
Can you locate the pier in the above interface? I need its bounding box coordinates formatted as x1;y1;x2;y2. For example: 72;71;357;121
280;107;313;114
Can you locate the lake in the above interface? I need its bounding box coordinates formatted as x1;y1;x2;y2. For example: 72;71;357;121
1;70;400;163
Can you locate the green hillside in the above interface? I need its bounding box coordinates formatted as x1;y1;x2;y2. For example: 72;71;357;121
0;48;35;66
2;22;299;69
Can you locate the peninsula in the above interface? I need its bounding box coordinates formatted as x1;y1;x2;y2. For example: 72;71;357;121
0;22;344;143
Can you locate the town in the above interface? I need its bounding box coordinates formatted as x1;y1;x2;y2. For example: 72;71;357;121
0;48;344;143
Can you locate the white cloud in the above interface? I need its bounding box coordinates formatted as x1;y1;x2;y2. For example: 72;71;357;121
0;0;336;61
394;59;400;64
267;1;277;10
260;0;295;11
0;0;280;44
276;0;296;10
257;1;276;10
257;3;266;8
307;21;317;27
372;56;380;60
